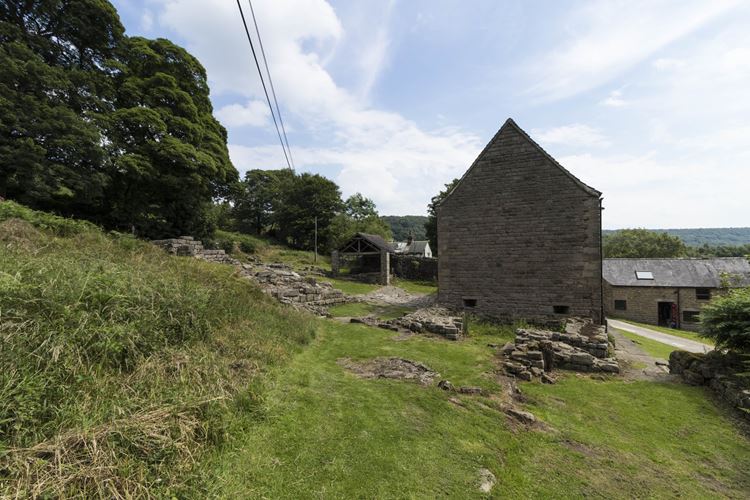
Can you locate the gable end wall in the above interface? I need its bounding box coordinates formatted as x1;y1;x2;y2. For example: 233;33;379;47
437;125;602;323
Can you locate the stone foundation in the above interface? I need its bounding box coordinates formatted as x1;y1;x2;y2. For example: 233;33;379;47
151;236;240;265
669;350;750;420
240;263;348;312
351;306;464;341
500;318;618;381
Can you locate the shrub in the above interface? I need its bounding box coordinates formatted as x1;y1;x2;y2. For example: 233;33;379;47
239;240;256;254
700;288;750;352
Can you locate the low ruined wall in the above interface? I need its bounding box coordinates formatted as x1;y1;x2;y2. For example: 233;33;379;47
670;350;750;420
151;236;239;265
391;255;437;282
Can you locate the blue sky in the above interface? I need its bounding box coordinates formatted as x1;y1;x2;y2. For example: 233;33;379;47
111;0;750;228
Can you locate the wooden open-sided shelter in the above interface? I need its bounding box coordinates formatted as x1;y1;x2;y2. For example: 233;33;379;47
331;233;392;285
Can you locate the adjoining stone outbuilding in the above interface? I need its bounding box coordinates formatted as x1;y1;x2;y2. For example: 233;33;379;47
437;118;603;324
603;257;750;331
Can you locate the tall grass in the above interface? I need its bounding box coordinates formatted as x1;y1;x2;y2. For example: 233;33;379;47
0;201;316;497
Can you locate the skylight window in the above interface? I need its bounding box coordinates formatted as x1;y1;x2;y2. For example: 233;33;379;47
635;271;654;280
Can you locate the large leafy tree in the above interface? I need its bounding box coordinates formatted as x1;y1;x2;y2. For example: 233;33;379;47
106;37;237;237
0;0;123;217
344;193;378;221
274;173;342;250
603;228;688;258
1;1;238;238
424;178;459;256
233;169;294;234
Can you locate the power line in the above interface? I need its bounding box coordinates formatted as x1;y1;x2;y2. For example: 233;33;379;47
247;0;295;171
235;0;292;170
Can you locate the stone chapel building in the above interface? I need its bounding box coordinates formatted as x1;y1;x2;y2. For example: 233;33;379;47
437;118;604;324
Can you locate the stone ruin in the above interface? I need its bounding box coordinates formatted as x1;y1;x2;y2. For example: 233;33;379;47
151;237;349;315
500;318;619;381
151;236;240;265
338;357;440;385
351;306;464;341
239;262;348;314
670;350;750;421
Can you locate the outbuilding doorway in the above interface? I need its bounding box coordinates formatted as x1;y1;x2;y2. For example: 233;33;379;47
657;301;675;327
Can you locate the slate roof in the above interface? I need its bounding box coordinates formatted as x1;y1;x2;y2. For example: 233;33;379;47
405;241;430;255
603;258;750;288
356;233;394;252
440;118;601;207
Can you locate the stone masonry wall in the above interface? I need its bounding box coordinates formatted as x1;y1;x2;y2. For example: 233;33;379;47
437;122;602;324
603;283;720;332
151;236;240;265
670;350;750;421
391;254;438;282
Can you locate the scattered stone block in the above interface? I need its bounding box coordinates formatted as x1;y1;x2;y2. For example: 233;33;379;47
506;408;536;424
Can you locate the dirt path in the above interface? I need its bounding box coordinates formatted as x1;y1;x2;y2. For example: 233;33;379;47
608;319;712;354
360;285;435;308
609;328;677;382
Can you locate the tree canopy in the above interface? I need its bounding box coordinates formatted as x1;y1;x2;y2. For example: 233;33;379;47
424;178;459;256
226;170;391;252
603;228;688;258
0;0;237;238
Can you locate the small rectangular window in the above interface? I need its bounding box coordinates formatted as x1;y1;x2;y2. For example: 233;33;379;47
696;288;711;300
553;305;570;314
635;271;654;280
614;300;627;311
463;298;477;308
683;311;700;323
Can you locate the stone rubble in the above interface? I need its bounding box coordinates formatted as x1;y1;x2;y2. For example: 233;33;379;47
338;357;439;385
499;318;619;381
239;263;348;312
151;236;240;265
670;350;750;421
350;306;464;341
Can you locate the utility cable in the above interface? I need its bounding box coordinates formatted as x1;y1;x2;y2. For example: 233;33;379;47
247;0;295;170
235;0;292;170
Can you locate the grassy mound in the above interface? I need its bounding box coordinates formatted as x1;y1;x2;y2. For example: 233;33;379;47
0;201;316;497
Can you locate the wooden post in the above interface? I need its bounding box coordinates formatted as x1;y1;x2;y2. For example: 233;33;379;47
380;250;390;286
331;250;340;276
314;217;318;264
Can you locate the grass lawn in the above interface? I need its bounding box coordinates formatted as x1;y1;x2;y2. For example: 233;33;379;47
392;277;438;295
209;320;750;498
329;302;414;320
621;319;714;346
323;277;382;295
613;328;676;360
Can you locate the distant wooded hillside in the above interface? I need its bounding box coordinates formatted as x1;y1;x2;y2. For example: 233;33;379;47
382;216;428;241
603;228;750;247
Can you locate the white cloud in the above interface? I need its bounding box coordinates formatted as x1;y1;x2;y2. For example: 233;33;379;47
153;0;481;215
600;89;628;108
215;100;270;127
652;58;686;70
525;0;741;101
533;124;610;148
140;10;154;31
560;153;749;228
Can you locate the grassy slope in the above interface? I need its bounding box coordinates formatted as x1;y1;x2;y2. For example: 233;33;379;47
621;319;715;346
0;202;316;498
211;321;750;498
